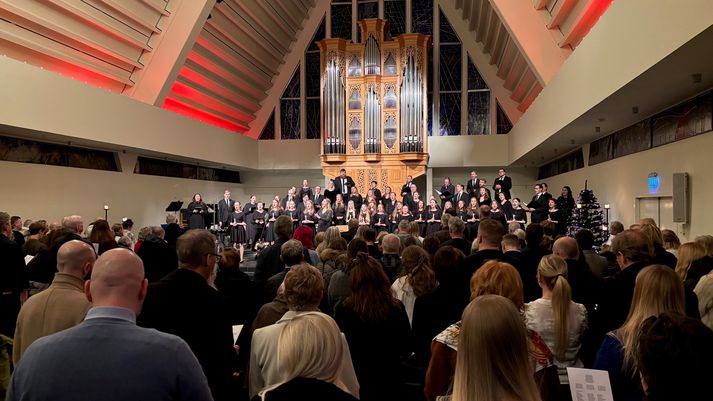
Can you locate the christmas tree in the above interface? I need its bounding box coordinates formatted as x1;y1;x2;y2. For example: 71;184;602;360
568;181;607;249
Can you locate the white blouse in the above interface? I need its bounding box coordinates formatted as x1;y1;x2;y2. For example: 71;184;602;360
525;298;588;384
391;276;416;326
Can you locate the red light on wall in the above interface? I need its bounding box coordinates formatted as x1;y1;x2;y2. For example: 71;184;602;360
162;98;248;134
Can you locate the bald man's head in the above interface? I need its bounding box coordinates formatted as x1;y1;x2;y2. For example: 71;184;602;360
56;240;96;279
553;236;579;260
86;248;147;314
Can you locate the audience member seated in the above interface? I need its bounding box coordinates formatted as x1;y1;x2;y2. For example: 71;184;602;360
425;260;557;401
0;212;28;337
526;255;587;397
13;240;95;364
639;223;677;268
7;248;213;401
575;229;609;279
264;240;304;304
379;234;402;282
439;218;471;256
636;312;713;401
250;264;359;399
215;248;256;325
137;226;178;283
334;252;410;401
444;295;543;401
138;229;238;401
254;216;293;291
412;246;467;367
391;245;438;326
255;312;359;401
593;265;685;401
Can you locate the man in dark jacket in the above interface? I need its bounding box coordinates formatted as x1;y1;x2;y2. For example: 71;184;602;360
138;229;238;401
137;226;178;283
440;218;471;256
0;212;28;337
254;216;293;291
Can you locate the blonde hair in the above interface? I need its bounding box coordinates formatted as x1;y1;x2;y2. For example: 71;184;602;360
619;265;685;371
277;312;343;384
537;255;572;359
694;235;713;256
675;242;706;280
453;295;541;401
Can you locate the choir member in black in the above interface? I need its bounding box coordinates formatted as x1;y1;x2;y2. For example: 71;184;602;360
281;187;297;208
414;200;428;238
312;185;324;211
217;190;234;228
381;186;392;205
466;197;480;241
372;204;389;234
507;198;528;230
466;170;479;199
315;199;333;233
284;200;300;232
497;192;513;217
556;185;575;230
345;200;357;222
384;192;398;216
403;183;418;210
401;175;414;198
492;168;513;199
324;180;338;205
243;195;257;245
443;201;454;216
490;200;508;232
439;177;455;209
265;199;283;244
300;201;317;237
390;201;403;232
251;202;267;250
358;205;372;227
397;205;413;224
334;169;355;198
526;184;549;223
547;198;566;235
451;184;467;208
456;199;469;224
348;186;363;212
229;201;247;263
477;187;491;207
297;179;313;202
478;178;491;200
186;193;207;229
410;192;422;213
425;198;442;236
333;194;347;226
368;180;382;200
296;194;311;216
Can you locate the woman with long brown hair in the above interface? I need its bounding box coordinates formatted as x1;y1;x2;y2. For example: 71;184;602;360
675;242;706;280
593;265;685;401
334;252;410;401
88;219;118;255
526;255;587;392
391;245;438;326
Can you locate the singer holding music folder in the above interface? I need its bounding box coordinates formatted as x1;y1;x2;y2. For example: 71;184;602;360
186;193;208;229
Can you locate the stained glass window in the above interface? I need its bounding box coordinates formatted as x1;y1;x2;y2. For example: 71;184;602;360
412;0;433;35
259;110;275;140
385;0;406;38
439;9;460;44
467;55;489;135
439;93;461;136
281;66;301;139
496;102;513;135
308;17;325;52
358;0;378;20
331;2;352;40
306;99;320;139
439;45;461;91
306;52;321;98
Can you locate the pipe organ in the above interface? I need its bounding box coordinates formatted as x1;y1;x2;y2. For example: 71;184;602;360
318;19;431;195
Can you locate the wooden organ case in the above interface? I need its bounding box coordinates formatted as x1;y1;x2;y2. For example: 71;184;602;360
317;19;431;195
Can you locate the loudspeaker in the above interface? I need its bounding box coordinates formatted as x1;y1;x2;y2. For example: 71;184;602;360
673;173;688;223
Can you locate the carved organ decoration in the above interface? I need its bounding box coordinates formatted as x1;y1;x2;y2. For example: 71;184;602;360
318;19;430;195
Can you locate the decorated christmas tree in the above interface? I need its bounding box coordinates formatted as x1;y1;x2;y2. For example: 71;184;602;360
568;181;607;249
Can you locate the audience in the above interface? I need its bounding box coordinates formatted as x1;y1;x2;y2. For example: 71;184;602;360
0;212;27;337
87;219;118;255
439;218;471;256
12;240;95;364
250;264;359;399
215;248;255;325
526;255;587;396
391;245;438;325
327;238;368;313
138;229;238;401
334;252;410;401
639;223;677;268
575;228;609;278
254;216;293;291
379;234;402;282
7;248;213;401
136;226;178;283
21;222;48;256
551;236;598;312
594;265;685;401
448;295;542;401
257;312;358;401
263;240;304;303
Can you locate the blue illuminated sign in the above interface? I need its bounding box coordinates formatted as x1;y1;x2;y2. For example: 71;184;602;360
648;173;660;193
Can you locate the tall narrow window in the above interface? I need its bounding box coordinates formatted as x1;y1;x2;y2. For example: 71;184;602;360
384;0;406;39
438;10;461;136
496;102;513;134
280;65;301;139
331;1;352;40
467;55;490;135
306;18;325;139
259;110;275;140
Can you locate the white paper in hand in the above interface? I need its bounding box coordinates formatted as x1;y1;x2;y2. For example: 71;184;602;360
232;325;243;343
567;367;614;401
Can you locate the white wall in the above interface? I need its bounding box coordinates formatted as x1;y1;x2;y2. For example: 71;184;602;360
0;156;323;230
541;133;713;242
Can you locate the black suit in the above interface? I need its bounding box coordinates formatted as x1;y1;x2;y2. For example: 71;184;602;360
138;268;238;401
217;198;234;226
312;194;325;210
334;176;355;197
0;233;27;336
297;187;313;203
439;184;455;208
493;176;512;199
527;193;550;223
372;188;382;200
401;181;413;197
466;178;479;198
452;191;467;207
137;236;179;283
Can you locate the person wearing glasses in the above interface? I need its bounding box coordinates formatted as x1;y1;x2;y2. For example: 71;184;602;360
138;229;239;401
